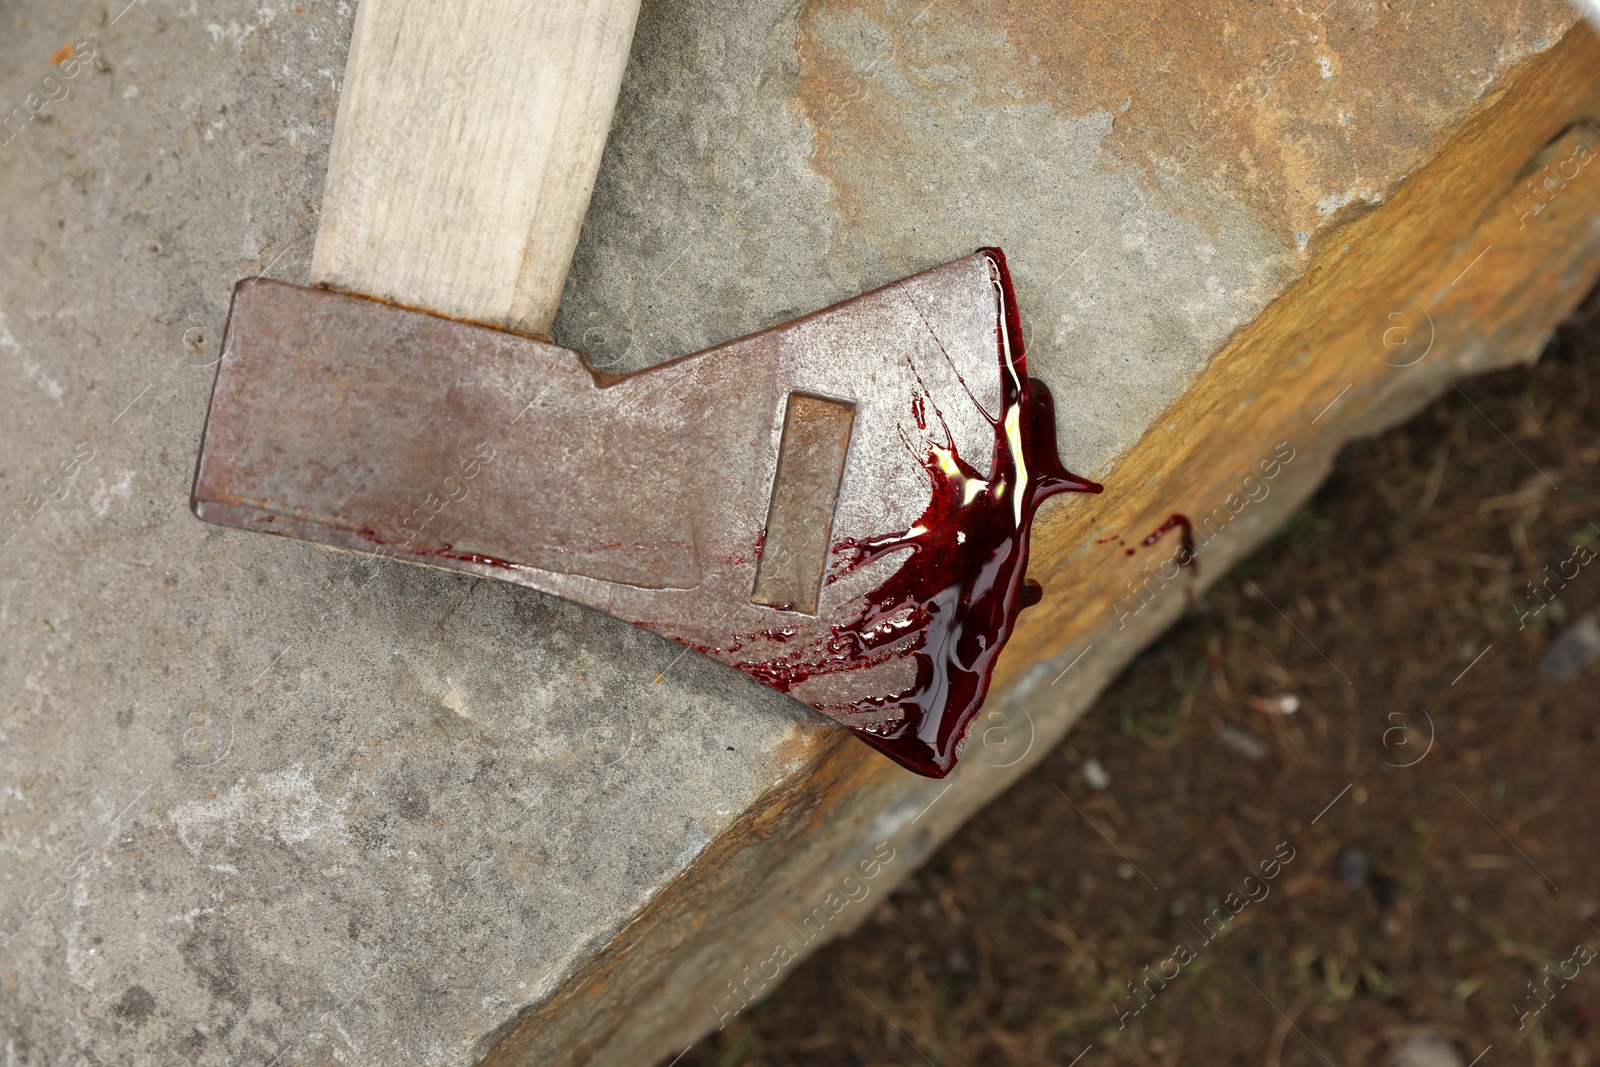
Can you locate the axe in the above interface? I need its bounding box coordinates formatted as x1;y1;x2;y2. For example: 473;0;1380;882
191;0;1101;777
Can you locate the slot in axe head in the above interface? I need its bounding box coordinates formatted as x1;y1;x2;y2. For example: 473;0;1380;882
192;249;1101;777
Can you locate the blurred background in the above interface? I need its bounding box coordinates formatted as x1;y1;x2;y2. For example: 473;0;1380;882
680;293;1600;1066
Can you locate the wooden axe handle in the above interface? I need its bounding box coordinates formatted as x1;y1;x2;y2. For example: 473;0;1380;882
309;0;642;337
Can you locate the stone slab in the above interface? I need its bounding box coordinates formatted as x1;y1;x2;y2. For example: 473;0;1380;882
0;1;1593;1065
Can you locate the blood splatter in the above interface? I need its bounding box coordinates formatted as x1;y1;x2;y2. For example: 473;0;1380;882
732;248;1102;777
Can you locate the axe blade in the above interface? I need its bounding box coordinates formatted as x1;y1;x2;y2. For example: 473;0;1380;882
193;249;1099;776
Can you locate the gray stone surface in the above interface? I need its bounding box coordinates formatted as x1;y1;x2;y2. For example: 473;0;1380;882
0;4;819;1063
0;0;1580;1063
557;0;1282;477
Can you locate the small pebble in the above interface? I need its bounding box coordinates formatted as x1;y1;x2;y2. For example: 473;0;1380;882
1537;612;1600;682
1217;724;1269;761
1082;757;1111;790
1248;693;1301;715
1393;1035;1463;1067
1337;845;1372;889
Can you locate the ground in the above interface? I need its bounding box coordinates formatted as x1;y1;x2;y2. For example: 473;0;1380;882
681;292;1600;1066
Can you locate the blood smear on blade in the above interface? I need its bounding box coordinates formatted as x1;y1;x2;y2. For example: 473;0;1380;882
734;248;1102;777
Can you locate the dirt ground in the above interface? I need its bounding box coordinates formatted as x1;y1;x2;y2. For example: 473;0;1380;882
679;294;1600;1067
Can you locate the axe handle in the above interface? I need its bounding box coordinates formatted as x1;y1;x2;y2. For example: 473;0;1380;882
309;0;642;337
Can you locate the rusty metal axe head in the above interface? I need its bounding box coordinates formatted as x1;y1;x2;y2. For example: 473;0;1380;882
192;247;1100;777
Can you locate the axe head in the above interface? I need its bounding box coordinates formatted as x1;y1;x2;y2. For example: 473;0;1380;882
192;249;1100;777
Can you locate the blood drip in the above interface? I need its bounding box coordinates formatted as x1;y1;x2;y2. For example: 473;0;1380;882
1142;514;1197;571
735;248;1102;777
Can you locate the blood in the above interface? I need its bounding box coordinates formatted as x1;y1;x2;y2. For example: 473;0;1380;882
731;248;1102;778
356;527;524;572
1142;513;1197;571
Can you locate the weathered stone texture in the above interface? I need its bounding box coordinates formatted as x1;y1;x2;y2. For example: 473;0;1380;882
1;0;1594;1064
